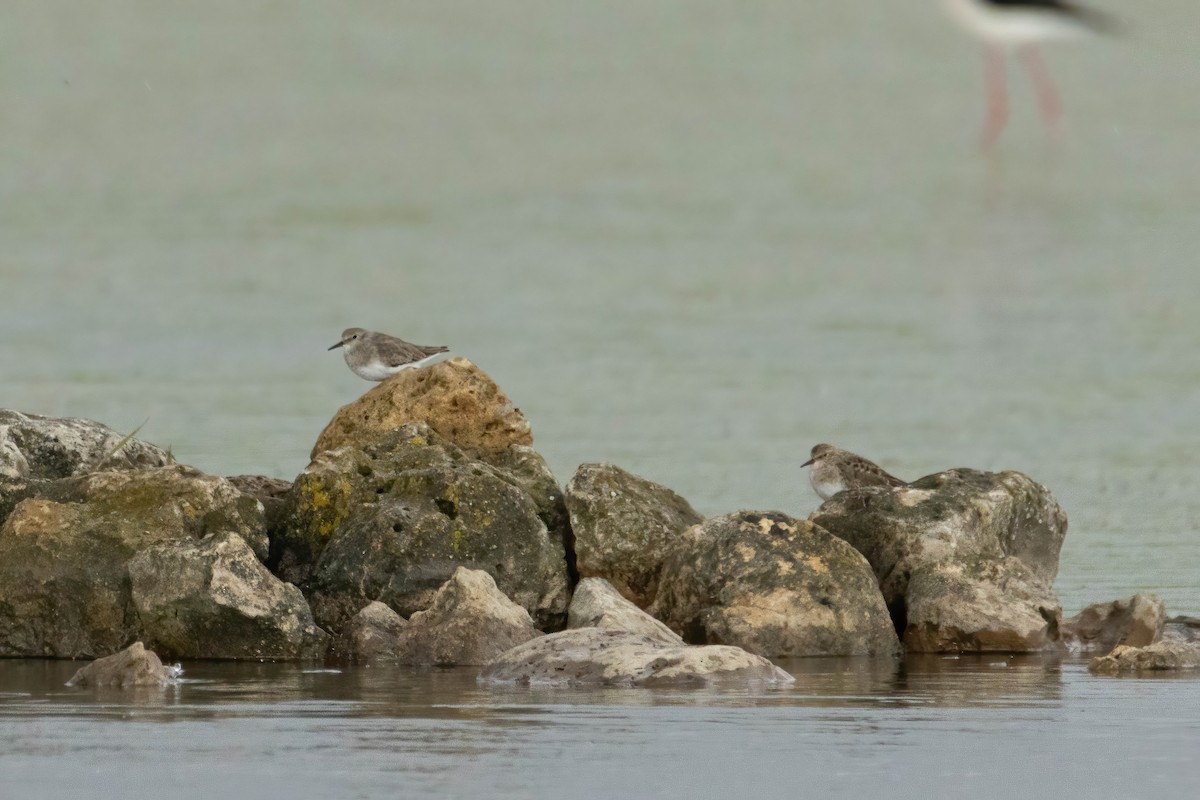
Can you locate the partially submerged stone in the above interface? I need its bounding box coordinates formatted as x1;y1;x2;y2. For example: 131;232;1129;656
392;567;541;666
565;463;702;608
568;577;683;646
1061;594;1165;654
332;602;408;662
311;358;532;460
66;642;179;689
812;469;1067;653
1162;616;1200;644
129;532;329;660
1089;641;1200;676
479;628;794;688
650;511;900;658
284;424;569;632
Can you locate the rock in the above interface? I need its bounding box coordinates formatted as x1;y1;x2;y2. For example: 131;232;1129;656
66;642;178;688
1162;616;1200;644
0;466;299;659
226;474;293;538
565;464;702;607
281;424;569;632
568;577;683;645
0;410;172;481
128;532;329;660
311;358;532;460
391;567;541;666
1061;594;1165;654
486;446;573;573
650;511;900;658
332;602;408;662
811;469;1068;653
1089;641;1200;675
479;628;794;687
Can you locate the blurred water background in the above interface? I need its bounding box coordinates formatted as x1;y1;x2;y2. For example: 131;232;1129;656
1;3;1198;795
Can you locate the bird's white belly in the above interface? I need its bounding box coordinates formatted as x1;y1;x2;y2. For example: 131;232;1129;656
811;476;846;501
350;352;443;381
943;0;1090;46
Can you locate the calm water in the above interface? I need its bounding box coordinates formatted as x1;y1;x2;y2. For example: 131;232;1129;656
2;2;1198;796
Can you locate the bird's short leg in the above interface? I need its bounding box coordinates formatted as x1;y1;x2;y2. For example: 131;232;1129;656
1021;46;1063;139
981;45;1010;150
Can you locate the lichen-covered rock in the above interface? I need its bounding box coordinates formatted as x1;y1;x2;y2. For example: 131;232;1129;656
1089;641;1200;675
226;474;293;539
332;602;408;662
650;511;900;658
311;358;532;460
568;577;682;645
811;469;1068;653
479;628;794;687
0;466;286;658
128;532;328;660
0;410;172;481
1061;594;1165;654
66;642;179;688
391;567;541;666
565;464;702;607
281;424;569;632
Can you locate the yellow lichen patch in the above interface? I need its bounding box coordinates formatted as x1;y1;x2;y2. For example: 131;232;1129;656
776;559;795;576
897;488;934;507
735;543;757;563
805;556;830;575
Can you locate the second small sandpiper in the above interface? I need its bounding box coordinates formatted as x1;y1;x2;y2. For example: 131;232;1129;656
801;444;907;501
329;327;450;381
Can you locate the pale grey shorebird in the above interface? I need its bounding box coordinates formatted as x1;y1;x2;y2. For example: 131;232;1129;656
943;0;1117;147
801;444;907;501
328;327;450;381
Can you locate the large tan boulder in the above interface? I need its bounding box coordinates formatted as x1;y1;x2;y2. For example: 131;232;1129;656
391;567;541;665
66;642;179;688
565;464;703;608
311;358;532;460
1061;594;1165;654
811;469;1067;653
650;511;900;658
479;628;794;688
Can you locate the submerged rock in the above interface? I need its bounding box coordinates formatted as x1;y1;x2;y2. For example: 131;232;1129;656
650;511;900;658
66;642;179;689
129;532;328;660
811;469;1067;653
282;424;569;632
333;602;408;662
391;567;541;666
1061;594;1165;654
565;463;702;608
1162;616;1200;644
0;466;313;659
1089;641;1200;675
311;358;532;460
479;628;794;688
568;577;683;646
0;410;172;481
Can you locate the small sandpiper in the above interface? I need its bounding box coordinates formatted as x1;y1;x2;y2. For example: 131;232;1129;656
801;444;907;501
328;327;450;381
943;0;1116;148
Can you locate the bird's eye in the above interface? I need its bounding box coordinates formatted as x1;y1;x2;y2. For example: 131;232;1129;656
351;335;357;340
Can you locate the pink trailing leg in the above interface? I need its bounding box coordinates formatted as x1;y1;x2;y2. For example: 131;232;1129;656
1021;46;1064;139
981;45;1009;149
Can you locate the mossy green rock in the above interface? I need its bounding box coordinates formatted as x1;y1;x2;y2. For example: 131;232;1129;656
0;466;299;658
565;464;703;608
282;424;569;632
650;511;900;658
811;469;1068;653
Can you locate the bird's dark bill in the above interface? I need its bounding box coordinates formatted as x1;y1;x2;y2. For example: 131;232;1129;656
327;342;344;351
800;459;814;468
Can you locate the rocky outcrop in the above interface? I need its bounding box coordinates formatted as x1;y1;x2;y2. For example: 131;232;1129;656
565;464;702;607
280;424;569;632
1089;641;1200;675
811;469;1067;653
568;577;683;645
332;602;408;662
479;628;794;687
66;642;179;688
0;466;316;659
0;410;172;481
311;358;532;460
650;511;900;658
129;532;328;660
226;474;293;538
1061;594;1165;654
390;567;541;666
